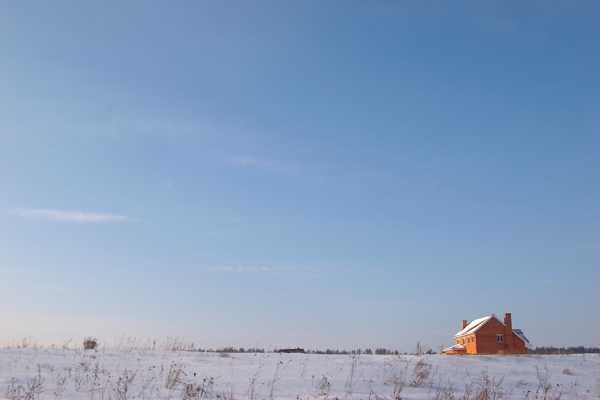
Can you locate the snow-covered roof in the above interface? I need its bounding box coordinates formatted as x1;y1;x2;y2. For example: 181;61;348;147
454;314;503;337
442;344;466;352
454;314;532;347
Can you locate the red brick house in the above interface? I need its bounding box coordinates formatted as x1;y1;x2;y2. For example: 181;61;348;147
443;313;531;355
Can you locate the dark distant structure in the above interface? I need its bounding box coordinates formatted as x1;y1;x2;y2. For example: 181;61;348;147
277;348;305;353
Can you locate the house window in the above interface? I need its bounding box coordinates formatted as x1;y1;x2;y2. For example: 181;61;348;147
462;338;465;345
467;337;470;344
456;339;459;344
497;334;503;343
472;336;475;343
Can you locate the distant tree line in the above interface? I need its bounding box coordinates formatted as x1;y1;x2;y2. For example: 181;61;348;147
198;347;440;355
529;346;600;354
300;348;424;355
310;348;395;355
197;347;266;353
311;349;362;355
197;347;414;355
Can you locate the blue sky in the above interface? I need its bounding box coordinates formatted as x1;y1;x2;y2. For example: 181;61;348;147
1;1;598;351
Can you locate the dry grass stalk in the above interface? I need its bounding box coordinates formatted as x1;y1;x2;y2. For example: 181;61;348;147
472;370;504;400
112;368;137;400
165;361;186;390
410;359;432;387
316;376;331;397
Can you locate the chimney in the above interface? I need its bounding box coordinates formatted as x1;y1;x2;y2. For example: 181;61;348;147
503;313;512;331
504;313;514;352
461;320;468;329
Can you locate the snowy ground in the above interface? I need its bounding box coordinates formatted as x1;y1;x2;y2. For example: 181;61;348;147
1;347;599;399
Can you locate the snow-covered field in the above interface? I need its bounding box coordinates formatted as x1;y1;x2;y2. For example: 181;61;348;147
1;347;599;399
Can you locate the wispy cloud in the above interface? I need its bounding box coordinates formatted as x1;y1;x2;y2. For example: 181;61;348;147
206;264;320;277
11;208;130;223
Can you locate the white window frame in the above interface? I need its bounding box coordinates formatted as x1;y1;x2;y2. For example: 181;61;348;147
497;334;504;343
